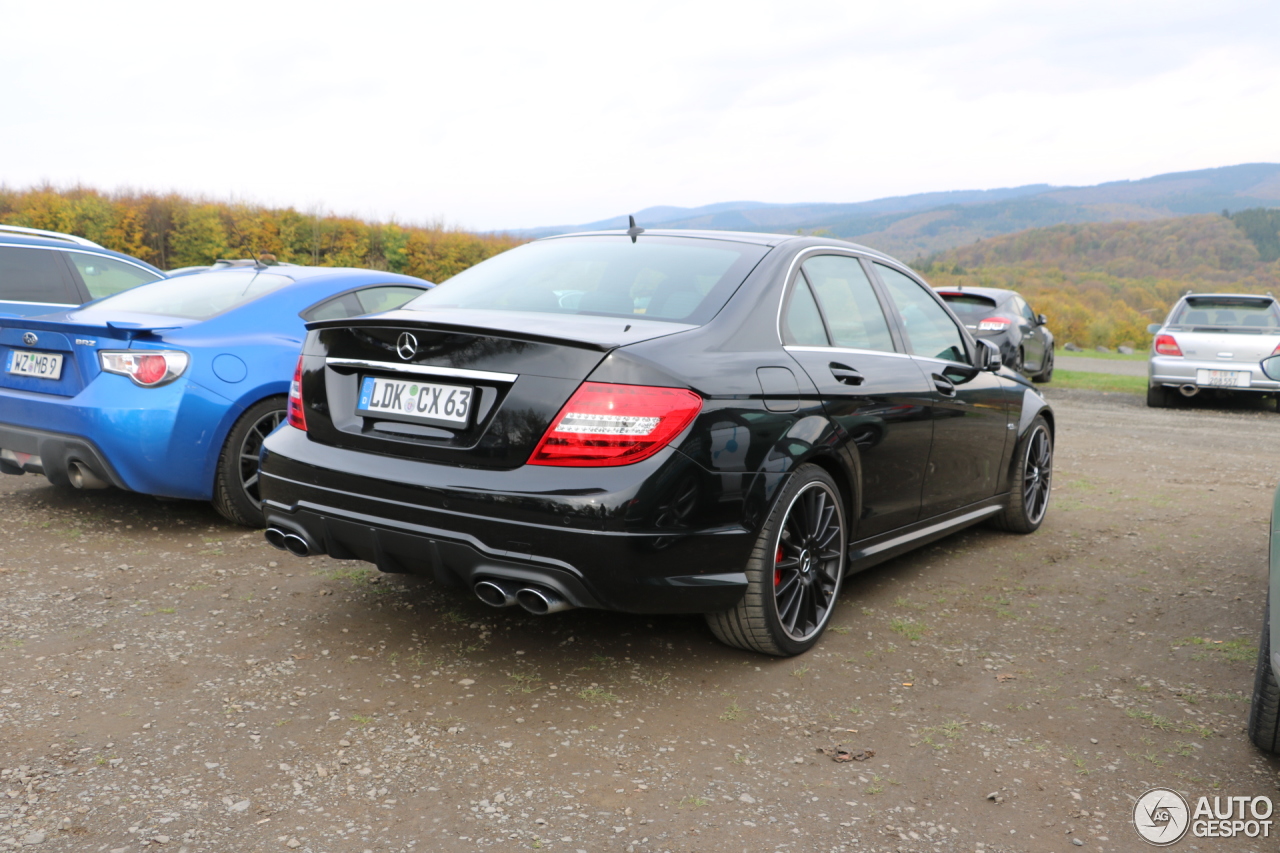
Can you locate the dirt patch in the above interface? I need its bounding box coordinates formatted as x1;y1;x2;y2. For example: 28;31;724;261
1;387;1278;852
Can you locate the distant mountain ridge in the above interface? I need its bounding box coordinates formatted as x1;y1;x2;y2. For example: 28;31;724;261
513;163;1280;259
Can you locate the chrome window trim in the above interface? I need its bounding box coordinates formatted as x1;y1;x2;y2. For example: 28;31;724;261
325;358;518;383
0;225;102;248
783;344;911;360
773;245;898;347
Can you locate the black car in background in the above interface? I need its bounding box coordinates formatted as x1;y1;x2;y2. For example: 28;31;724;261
936;286;1055;382
260;230;1054;656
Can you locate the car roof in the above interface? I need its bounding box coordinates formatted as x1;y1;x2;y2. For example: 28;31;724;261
541;228;899;261
0;231;166;274
1177;292;1275;302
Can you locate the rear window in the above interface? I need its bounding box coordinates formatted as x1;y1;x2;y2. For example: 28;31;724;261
1171;297;1280;332
405;235;769;325
938;292;999;322
79;270;294;320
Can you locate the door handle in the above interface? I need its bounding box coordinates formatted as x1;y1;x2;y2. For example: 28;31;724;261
932;373;957;397
829;362;864;385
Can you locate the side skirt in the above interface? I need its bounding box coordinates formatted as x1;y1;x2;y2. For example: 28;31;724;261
847;496;1008;574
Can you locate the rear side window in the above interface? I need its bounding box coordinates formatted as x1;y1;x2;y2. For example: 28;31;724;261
782;274;829;346
876;263;967;363
356;286;424;314
0;246;78;304
78;270;293;320
406;236;769;326
66;252;162;299
802;256;894;352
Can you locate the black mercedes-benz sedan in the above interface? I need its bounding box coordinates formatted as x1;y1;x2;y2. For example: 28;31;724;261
259;229;1054;656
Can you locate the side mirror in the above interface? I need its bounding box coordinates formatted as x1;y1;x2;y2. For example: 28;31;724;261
1262;355;1280;382
1036;313;1047;326
1147;323;1162;334
978;338;1002;372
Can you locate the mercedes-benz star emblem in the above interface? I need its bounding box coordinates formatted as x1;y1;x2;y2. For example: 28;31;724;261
22;332;38;346
396;332;418;361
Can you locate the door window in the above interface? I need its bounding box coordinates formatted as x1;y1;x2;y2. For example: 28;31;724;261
0;247;79;304
875;263;967;363
356;286;425;314
802;256;895;352
66;252;162;300
1013;295;1036;323
781;273;829;346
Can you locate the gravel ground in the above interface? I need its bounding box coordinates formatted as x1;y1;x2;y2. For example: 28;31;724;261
1054;357;1148;377
2;387;1279;852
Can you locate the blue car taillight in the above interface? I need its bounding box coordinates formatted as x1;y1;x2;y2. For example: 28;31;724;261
98;350;189;387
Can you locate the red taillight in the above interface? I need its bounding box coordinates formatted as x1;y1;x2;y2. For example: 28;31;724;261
1154;334;1183;357
99;350;189;387
528;382;702;467
977;316;1012;331
287;356;307;431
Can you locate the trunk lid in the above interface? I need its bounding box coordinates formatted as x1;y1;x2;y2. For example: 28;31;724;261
302;310;694;468
1170;328;1280;363
0;312;186;398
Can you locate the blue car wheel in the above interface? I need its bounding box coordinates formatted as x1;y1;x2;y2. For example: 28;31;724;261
212;396;286;527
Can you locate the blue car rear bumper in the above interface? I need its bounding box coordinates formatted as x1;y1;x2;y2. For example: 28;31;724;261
0;376;236;500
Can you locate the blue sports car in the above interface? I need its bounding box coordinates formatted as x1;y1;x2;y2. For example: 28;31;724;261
0;260;430;525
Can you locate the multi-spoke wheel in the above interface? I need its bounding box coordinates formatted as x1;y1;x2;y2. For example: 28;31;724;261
707;464;846;656
212;396;286;527
990;415;1053;534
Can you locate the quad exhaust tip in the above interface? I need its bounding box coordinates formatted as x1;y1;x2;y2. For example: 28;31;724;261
264;527;313;557
473;579;575;614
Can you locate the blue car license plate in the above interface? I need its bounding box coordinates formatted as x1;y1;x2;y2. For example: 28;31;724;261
357;376;473;425
6;349;63;380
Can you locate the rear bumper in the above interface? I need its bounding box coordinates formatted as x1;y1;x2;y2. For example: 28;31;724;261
1149;356;1280;391
259;425;757;614
0;423;127;488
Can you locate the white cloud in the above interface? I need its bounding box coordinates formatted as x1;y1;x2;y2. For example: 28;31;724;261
3;0;1277;230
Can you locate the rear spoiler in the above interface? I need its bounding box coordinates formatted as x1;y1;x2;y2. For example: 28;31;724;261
0;316;180;341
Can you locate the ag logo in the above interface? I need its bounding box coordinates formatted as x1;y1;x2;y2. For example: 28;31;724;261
22;332;37;346
1134;787;1190;846
396;332;418;361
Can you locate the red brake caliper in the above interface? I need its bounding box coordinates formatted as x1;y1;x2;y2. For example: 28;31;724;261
774;545;784;586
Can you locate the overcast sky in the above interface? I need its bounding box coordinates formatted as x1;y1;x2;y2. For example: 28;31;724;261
5;0;1278;231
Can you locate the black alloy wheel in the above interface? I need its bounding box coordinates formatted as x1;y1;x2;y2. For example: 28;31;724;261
212;396;286;527
1146;385;1171;408
707;464;846;656
1032;349;1054;383
991;415;1053;534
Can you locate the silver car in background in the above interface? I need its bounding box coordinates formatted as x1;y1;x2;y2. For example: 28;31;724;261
1147;293;1280;409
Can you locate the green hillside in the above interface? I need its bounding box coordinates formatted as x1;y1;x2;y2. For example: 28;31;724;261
913;212;1280;349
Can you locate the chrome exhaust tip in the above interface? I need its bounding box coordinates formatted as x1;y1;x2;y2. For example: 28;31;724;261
282;533;311;557
515;586;575;615
1179;384;1199;397
474;579;520;608
264;527;289;551
68;461;109;490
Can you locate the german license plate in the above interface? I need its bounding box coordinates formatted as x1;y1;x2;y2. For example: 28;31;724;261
1196;368;1250;388
6;349;63;380
357;375;473;425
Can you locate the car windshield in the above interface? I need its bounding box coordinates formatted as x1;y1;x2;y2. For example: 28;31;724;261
938;292;999;322
78;270;294;320
1169;297;1280;333
405;235;770;325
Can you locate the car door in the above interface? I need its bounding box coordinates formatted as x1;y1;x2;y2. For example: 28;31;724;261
781;253;935;539
0;245;82;315
873;262;1011;517
1012;295;1046;372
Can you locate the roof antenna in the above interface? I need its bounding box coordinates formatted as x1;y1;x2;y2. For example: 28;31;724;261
626;215;644;243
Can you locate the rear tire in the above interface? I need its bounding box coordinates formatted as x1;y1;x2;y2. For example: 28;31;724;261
1146;385;1171;408
1032;349;1054;383
990;415;1052;534
1249;597;1280;753
212;396;286;527
706;464;846;656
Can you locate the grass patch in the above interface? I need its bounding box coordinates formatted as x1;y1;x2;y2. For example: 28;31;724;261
1049;370;1146;395
719;702;746;722
1176;637;1256;664
1060;349;1149;361
889;617;928;641
578;687;619;704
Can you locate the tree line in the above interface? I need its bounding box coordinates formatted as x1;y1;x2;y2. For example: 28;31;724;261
0;186;523;283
